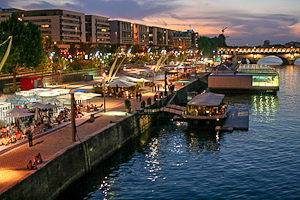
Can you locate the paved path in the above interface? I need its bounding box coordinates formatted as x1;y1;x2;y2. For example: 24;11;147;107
0;93;155;193
0;112;127;193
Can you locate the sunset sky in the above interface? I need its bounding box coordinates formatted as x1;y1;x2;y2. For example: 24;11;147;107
1;0;299;45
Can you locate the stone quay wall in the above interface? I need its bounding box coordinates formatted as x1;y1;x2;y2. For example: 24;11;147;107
0;114;156;200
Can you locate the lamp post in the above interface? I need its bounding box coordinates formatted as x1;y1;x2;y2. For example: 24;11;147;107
70;92;77;142
102;72;107;112
164;71;168;96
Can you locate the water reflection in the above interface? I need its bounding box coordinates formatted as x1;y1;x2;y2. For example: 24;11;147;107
184;130;221;153
251;95;279;117
225;94;279;121
145;138;161;182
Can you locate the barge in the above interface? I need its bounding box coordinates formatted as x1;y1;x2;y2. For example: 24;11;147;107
208;64;279;94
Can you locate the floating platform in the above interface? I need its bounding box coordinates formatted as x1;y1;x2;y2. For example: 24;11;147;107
221;104;249;131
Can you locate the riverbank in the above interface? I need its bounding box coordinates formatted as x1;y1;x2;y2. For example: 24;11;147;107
0;74;209;199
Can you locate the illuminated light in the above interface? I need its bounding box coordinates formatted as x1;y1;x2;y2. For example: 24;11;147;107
102;111;130;116
41;24;50;28
0;169;25;186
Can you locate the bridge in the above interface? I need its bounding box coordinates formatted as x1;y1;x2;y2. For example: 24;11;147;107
218;46;300;65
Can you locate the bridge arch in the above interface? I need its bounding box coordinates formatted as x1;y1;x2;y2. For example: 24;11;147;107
257;55;287;65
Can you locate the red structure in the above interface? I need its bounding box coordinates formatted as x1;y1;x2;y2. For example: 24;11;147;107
20;76;43;90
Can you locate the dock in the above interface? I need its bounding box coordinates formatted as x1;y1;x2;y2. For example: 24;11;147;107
221;104;249;131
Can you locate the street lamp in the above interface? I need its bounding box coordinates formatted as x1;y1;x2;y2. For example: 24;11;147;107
102;72;107;112
70;92;77;142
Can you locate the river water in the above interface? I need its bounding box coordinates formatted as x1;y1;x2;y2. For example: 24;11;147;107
57;65;300;200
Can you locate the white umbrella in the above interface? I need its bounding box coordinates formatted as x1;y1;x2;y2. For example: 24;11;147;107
74;92;101;101
109;79;136;88
7;107;34;118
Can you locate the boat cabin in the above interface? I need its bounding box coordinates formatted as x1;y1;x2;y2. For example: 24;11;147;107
183;92;227;120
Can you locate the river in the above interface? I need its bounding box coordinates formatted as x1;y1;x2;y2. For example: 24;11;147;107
57;65;300;200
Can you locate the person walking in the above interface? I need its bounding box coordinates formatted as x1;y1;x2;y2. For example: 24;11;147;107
26;127;33;147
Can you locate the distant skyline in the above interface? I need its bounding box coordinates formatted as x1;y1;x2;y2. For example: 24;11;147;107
1;0;299;45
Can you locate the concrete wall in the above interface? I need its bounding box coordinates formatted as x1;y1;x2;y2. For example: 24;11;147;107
0;114;156;200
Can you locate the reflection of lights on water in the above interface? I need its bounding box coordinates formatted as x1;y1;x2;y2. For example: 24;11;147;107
252;95;279;121
100;176;114;200
145;138;161;182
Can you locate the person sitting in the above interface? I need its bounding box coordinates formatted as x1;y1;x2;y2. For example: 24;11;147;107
34;153;43;164
27;160;37;170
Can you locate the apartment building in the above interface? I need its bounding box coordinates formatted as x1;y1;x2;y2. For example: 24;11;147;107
133;23;149;47
173;30;199;49
109;20;133;46
85;15;110;44
20;9;86;43
149;26;169;47
0;8;23;22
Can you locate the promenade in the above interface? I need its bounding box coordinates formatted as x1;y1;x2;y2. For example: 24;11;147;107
0;90;159;194
0;75;194;195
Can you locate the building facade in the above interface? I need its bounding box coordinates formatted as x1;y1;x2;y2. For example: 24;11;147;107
20;9;86;43
109;20;133;46
173;30;198;49
149;26;170;47
85;15;110;44
133;23;149;47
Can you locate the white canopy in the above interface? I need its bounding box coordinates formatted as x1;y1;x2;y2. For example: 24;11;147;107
16;88;70;98
121;76;151;83
74;92;101;101
109;79;136;88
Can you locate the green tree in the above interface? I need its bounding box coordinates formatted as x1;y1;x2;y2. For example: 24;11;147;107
0;14;44;91
197;34;227;57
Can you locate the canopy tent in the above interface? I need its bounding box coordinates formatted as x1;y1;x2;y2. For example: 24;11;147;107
120;76;151;83
42;103;57;110
74;92;102;101
187;92;225;107
38;89;70;97
5;95;36;105
109;79;136;88
30;102;46;109
7;107;34;118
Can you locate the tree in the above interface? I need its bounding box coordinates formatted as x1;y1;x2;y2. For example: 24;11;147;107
197;34;227;57
0;14;44;91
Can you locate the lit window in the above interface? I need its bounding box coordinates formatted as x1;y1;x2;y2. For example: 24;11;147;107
41;24;50;28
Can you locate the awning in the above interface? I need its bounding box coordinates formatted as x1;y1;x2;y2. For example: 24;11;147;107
109;79;136;88
187;92;225;107
7;107;34;118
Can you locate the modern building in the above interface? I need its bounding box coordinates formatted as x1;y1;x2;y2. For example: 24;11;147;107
149;26;169;47
85;15;110;44
19;9;86;43
173;30;198;49
167;29;176;48
133;23;149;47
0;8;24;22
208;64;279;93
109;20;133;46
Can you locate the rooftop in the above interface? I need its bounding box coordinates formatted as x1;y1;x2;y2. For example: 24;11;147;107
188;92;225;107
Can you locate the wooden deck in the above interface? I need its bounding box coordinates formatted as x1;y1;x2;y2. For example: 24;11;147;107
222;104;249;131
